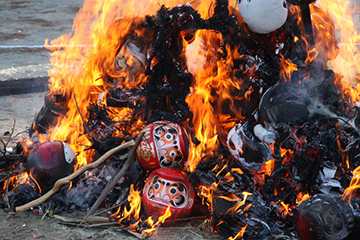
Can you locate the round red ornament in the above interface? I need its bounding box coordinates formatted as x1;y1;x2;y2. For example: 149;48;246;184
27;141;76;193
135;121;190;170
142;167;196;223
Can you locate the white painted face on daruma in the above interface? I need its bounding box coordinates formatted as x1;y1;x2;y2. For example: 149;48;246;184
147;175;188;208
238;0;288;34
153;124;184;168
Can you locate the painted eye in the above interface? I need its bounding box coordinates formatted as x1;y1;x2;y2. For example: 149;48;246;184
169;150;177;158
165;133;173;141
154;182;160;190
169;187;177;194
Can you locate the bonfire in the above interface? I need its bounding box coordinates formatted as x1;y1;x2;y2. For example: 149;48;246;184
2;0;360;239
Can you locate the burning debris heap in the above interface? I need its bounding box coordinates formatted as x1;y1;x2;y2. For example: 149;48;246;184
2;0;360;239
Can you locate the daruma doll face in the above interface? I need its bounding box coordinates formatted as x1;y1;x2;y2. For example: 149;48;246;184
135;121;190;170
142;167;195;222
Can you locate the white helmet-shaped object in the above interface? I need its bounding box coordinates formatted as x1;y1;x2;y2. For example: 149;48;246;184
238;0;288;34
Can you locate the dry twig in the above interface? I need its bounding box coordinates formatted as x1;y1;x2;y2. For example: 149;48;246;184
82;132;144;222
0;119;16;156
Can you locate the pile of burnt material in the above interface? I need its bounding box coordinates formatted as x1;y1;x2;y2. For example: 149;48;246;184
2;0;360;239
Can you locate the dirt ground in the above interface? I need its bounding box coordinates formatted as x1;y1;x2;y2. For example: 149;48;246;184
0;93;45;147
0;209;221;240
0;0;85;80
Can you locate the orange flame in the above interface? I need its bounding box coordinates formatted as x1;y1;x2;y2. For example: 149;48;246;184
343;165;360;203
142;205;172;236
296;192;310;204
116;184;142;222
2;169;40;193
316;0;360;102
279;54;298;82
229;192;253;215
228;223;248;240
185;31;246;171
112;184;172;236
279;201;292;217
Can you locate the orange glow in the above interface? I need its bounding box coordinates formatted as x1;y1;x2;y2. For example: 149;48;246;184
199;181;220;208
185;30;246;171
343;165;360;203
264;159;275;176
228;223;248;240
142;205;172;236
231;168;244;175
41;0;212;168
279;201;292;217
316;0;360;103
296;192;310;204
112;184;172;236
231;192;253;214
3;170;40;193
279;54;298;82
28;168;42;193
68;181;73;190
34;0;248;174
116;184;142;222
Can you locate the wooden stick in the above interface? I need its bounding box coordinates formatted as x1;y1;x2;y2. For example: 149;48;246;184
15;140;135;212
83;132;144;221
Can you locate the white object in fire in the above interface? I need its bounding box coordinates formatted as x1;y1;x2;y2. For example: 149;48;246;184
237;0;288;34
227;123;273;170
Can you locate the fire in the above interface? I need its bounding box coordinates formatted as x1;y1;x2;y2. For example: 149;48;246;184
142;205;172;236
316;0;360;102
41;0;210;167
185;30;246;171
112;184;172;236
279;53;298;82
229;191;253;214
228;223;248;240
2;169;41;193
37;0;248;173
279;201;292;216
296;192;310;204
28;168;42;193
343;165;360;203
116;184;142;222
10;0;360;237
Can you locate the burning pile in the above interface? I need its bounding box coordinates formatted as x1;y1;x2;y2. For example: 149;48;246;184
2;0;360;239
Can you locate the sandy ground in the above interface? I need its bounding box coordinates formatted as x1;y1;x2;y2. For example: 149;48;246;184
0;0;84;80
0;210;221;240
0;93;45;148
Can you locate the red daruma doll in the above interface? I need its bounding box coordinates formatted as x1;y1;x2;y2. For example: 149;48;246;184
142;167;196;223
135;121;190;170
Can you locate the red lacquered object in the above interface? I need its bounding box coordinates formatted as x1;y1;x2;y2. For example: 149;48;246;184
135;121;190;170
142;167;196;223
27;141;76;193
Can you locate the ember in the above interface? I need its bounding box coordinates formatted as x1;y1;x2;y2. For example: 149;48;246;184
2;0;360;239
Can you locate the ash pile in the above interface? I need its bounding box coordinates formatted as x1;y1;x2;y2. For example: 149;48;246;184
2;0;360;239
